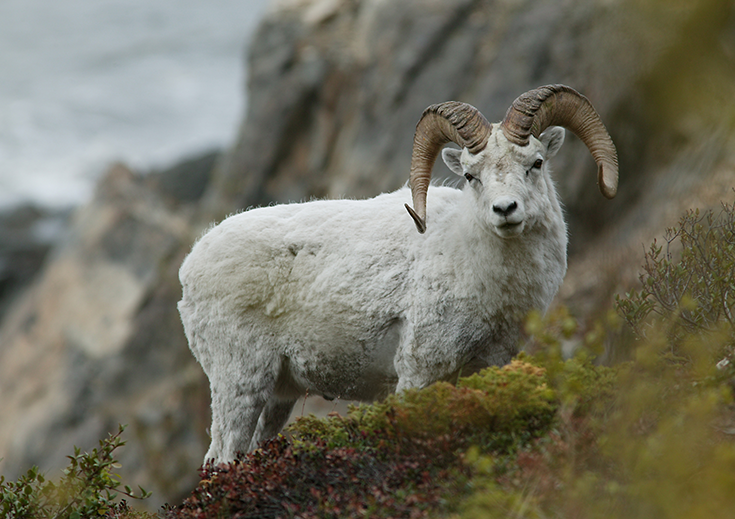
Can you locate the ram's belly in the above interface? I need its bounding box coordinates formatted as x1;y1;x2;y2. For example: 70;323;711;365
276;315;403;402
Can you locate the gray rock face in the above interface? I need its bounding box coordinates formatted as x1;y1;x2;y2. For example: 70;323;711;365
212;0;735;251
0;161;214;506
1;0;734;509
0;205;69;321
208;0;735;312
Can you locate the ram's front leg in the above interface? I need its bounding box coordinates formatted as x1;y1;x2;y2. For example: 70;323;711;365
393;340;458;393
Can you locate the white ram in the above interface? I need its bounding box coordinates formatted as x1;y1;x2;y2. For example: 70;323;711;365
178;84;619;464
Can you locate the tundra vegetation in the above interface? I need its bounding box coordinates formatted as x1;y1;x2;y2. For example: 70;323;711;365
2;199;734;518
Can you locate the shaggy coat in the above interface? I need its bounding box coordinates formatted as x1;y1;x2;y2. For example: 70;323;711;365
179;125;568;463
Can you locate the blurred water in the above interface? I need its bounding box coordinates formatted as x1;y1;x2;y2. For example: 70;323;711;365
0;0;270;209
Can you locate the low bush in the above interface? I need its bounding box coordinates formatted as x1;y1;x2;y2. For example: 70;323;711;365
0;425;151;519
166;356;614;519
617;198;735;354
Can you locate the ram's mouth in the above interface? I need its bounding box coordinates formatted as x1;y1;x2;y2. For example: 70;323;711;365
495;220;524;237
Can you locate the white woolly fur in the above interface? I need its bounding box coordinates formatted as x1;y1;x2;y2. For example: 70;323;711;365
179;124;569;463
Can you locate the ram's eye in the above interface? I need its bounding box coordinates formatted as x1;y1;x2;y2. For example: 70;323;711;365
533;159;543;169
464;172;475;182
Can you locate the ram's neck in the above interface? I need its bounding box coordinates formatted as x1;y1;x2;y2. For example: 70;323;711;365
459;204;567;319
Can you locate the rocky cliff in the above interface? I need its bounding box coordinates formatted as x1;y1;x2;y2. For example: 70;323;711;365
1;0;734;509
209;0;735;314
0;160;214;503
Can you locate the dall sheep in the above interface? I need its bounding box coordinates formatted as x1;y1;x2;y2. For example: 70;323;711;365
178;84;619;464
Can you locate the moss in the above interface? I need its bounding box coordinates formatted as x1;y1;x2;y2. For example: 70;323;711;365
290;358;559;455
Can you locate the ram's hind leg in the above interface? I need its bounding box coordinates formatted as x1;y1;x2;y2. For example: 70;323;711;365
204;354;282;464
248;397;298;451
205;382;270;464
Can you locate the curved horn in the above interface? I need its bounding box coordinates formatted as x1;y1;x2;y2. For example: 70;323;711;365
406;102;492;233
501;84;618;199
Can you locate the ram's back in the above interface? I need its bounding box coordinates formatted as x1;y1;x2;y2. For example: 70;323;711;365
178;189;440;364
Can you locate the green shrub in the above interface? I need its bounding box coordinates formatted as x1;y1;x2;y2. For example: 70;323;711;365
0;425;152;519
616;198;735;357
454;331;734;519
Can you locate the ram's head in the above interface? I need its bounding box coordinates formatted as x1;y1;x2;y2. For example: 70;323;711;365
405;85;618;237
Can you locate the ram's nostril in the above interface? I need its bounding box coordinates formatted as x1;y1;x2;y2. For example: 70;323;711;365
493;200;518;217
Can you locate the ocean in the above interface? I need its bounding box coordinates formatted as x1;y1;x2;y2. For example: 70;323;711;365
0;0;270;210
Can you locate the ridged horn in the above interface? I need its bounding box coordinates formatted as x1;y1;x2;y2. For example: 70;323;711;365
501;84;618;199
406;102;492;233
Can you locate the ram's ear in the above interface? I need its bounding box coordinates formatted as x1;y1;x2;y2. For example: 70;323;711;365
539;127;565;158
441;147;464;176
